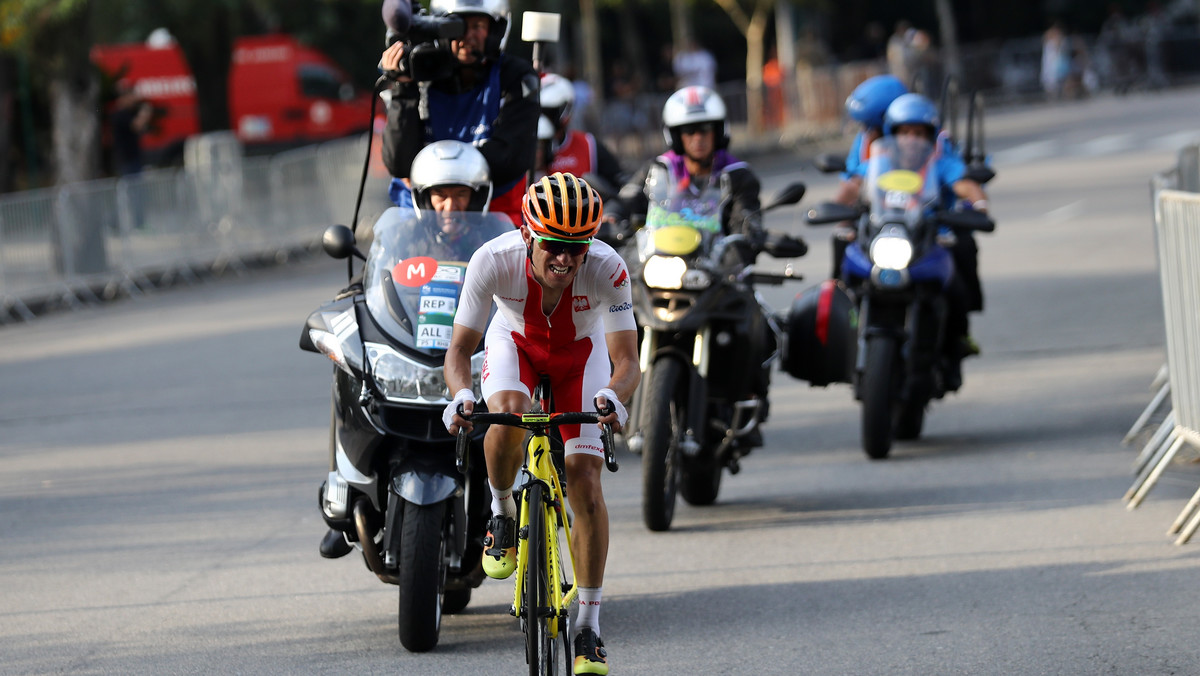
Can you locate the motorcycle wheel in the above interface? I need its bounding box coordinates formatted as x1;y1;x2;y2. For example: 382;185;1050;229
442;588;471;615
861;335;897;460
680;452;721;506
641;358;685;532
397;500;448;652
894;400;926;440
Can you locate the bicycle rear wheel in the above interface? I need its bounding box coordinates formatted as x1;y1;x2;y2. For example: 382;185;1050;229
523;483;559;675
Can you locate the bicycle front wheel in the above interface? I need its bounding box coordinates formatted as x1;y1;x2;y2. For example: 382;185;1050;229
523;483;559;675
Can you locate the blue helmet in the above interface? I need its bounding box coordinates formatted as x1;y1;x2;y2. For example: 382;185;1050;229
883;93;940;137
845;75;908;129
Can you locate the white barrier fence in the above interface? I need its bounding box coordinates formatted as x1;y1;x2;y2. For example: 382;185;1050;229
1123;144;1200;544
0;133;391;323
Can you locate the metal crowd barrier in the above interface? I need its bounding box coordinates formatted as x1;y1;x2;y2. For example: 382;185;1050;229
1124;143;1200;544
0;132;391;323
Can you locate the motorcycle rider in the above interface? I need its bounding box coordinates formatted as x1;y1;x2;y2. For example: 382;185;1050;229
380;0;538;226
830;74;909;278
535;73;627;195
879;92;989;391
318;139;501;559
609;85;783;444
443;173;639;675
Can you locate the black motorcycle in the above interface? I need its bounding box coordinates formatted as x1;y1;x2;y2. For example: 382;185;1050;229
300;209;509;651
621;183;808;531
806;136;993;459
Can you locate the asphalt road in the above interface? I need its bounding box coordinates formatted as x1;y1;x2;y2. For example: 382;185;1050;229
3;87;1200;675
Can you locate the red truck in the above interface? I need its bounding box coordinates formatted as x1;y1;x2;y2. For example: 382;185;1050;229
91;34;374;162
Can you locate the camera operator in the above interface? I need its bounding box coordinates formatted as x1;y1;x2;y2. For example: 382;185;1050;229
380;0;538;226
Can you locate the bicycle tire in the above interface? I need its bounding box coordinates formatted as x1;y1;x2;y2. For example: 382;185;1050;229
523;482;558;675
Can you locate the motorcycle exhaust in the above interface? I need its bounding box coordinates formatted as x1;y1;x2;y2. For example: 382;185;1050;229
354;498;400;585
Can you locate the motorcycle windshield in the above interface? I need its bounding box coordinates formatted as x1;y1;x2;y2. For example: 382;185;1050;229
635;182;726;266
865;136;942;224
364;208;511;354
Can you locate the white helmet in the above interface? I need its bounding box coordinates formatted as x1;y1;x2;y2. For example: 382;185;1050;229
410;140;493;214
661;85;729;154
537;115;555;142
430;0;511;56
539;73;574;130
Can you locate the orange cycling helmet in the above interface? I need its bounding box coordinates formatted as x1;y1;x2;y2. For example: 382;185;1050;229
522;172;603;241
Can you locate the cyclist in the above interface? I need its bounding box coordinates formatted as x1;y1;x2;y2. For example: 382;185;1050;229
443;172;639;675
830;74;909;278
881;92;989;390
318;140;502;560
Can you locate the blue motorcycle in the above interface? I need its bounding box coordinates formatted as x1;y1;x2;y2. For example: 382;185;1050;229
806;136;993;459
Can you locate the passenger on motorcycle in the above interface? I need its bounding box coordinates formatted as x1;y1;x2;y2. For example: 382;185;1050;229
830;74;909;278
534;73;627;196
443;173;639;676
880;93;989;390
608;85;780;441
318;140;504;559
380;0;538;226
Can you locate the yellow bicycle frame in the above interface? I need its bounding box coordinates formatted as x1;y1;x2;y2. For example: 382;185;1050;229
512;414;578;637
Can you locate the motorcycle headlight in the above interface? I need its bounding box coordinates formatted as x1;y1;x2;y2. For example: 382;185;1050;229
643;255;688;290
870;234;913;270
365;342;483;403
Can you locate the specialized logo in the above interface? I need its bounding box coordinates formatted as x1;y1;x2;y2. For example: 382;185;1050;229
573;296;591;312
611;268;629;289
608;302;632;313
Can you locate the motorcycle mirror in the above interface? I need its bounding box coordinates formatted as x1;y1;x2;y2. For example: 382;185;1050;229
762;232;808;259
813;153;846;174
965;164;996;185
323;224;366;260
806;202;860;225
938;209;995;233
763;182;807;212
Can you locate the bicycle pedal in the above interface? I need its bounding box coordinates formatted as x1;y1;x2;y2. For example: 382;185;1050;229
508;605;517;617
518;525;529;540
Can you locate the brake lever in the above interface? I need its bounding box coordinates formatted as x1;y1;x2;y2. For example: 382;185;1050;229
454;404;471;475
595;400;619;473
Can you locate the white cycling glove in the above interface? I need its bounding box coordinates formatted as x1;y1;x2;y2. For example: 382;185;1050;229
443;389;476;433
593;388;628;428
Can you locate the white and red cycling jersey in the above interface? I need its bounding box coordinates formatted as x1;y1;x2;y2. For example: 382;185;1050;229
455;229;636;457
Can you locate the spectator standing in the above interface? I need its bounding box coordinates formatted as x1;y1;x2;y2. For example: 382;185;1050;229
110;80;153;178
672;40;717;89
1142;1;1170;90
110;80;153;230
1041;22;1070;100
886;20;915;87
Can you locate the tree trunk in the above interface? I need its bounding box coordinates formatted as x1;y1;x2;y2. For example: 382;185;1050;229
934;0;962;82
0;55;14;192
46;8;100;185
171;9;233;133
578;0;604;109
744;6;769;134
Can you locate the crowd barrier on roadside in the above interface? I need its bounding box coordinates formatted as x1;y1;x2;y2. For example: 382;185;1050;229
1123;143;1200;544
0;133;391;323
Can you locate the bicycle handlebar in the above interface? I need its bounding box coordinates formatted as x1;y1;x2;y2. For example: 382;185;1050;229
454;405;620;473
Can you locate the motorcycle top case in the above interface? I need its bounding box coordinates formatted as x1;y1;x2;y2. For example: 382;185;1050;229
782;279;857;386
